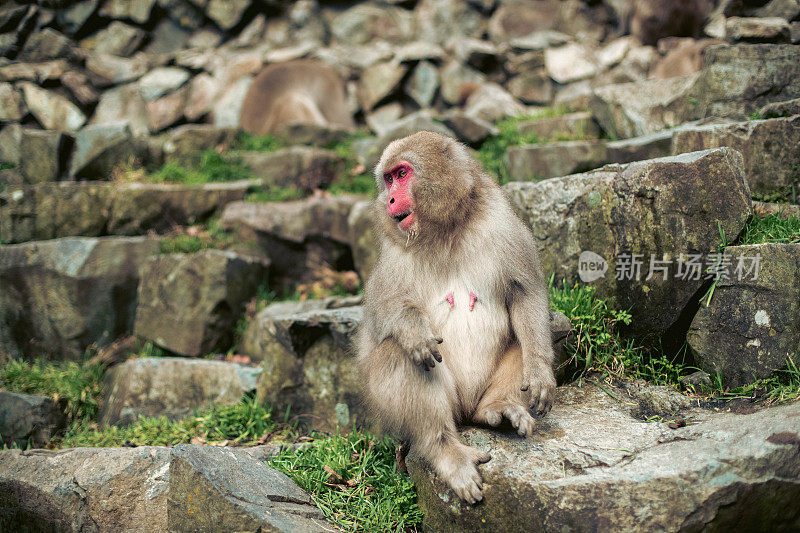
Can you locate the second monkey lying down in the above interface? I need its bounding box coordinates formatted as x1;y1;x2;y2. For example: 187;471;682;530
356;131;556;503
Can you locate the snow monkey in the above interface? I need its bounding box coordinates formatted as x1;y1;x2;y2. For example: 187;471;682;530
240;59;354;136
356;131;556;503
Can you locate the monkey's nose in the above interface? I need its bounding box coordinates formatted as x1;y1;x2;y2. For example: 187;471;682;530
389;197;395;204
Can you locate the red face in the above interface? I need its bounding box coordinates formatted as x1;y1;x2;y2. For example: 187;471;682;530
384;161;416;232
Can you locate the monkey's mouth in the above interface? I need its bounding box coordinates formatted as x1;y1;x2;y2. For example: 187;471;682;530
392;211;412;224
392;211;416;232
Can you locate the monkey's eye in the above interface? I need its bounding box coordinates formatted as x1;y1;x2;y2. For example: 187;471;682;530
398;169;407;178
385;175;393;185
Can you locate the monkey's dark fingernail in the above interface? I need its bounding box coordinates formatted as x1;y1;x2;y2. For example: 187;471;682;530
436;337;443;344
521;385;529;391
434;352;442;363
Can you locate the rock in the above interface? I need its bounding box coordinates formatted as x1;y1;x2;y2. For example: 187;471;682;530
347;199;379;282
505;140;608;180
488;1;561;42
649;38;724;80
80;21;145;56
605;129;673;164
187;29;223;50
248;306;363;431
146;85;187;132
60;70;100;106
0;392;67;448
144;18;190;55
134;250;269;357
441;110;499;144
57;0;99;35
753;0;800;19
680;370;712;388
0;237;159;359
86;53;149;87
672;115;800;196
410;383;800;531
205;0;249;30
276;123;351;147
394;41;446;63
0;180;252;243
451;38;503;72
137;67;190;101
439;60;486;105
463;83;525;124
694;44;800;118
590;74;700;139
688;243;800;387
725;16;791;43
69;122;145;179
331;4;415;45
168;444;333;532
597;35;636;69
18;129;66;184
358;60;408;111
507;69;553;105
212;76;252;129
405;60;439;108
365;103;403;136
17;28;71;62
0;60;67;83
184;72;219;121
90;83;149;136
99;357;261;425
753;201;800;218
161;124;238;165
0;82;23;121
220;195;362;288
759;96;800;118
0;446;170;531
0;124;21;165
503;148;751;336
516;111;599;141
156;0;205;32
593;44;800;138
19;83;85;133
99;0;156;24
239;147;343;191
508;30;570;51
545;43;600;84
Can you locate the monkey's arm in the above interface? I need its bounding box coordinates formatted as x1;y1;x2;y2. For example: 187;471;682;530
364;273;443;371
508;279;557;415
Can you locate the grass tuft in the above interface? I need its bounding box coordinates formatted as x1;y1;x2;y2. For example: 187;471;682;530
149;150;252;185
234;132;285;152
738;212;800;245
0;161;15;171
0;359;104;420
158;218;234;254
58;395;284;448
271;431;422;532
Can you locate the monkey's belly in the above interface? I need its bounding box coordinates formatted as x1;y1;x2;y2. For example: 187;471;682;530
428;286;510;409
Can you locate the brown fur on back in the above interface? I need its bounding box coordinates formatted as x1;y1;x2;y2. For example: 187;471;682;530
240;60;354;136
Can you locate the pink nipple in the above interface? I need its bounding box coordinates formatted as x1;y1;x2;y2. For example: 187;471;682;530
445;292;454;308
468;291;477;311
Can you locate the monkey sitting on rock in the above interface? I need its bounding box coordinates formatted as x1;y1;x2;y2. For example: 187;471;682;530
356;131;556;503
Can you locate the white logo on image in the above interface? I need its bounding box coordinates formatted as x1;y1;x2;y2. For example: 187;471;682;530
578;251;608;282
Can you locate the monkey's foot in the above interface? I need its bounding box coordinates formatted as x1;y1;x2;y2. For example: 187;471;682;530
504;404;536;437
434;443;490;504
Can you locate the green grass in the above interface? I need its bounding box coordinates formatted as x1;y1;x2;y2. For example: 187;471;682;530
475;106;579;184
326;133;376;196
0;359;104;420
549;279;688;386
158;218;234;254
704;355;800;405
234;132;285;152
149;150;252;185
738;212;800;245
58;395;284;447
0;161;14;171
271;431;422;532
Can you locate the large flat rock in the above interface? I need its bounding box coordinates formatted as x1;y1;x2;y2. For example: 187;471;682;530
0;444;334;532
409;384;800;532
100;357;262;426
0;236;159;359
503;148;751;336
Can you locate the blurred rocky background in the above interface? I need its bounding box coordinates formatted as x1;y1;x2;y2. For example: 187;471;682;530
1;0;799;531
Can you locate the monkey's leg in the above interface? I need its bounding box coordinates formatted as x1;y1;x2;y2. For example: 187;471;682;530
472;345;537;437
361;339;491;503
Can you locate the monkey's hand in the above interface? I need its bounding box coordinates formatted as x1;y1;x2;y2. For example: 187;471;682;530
409;337;443;371
521;363;556;416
